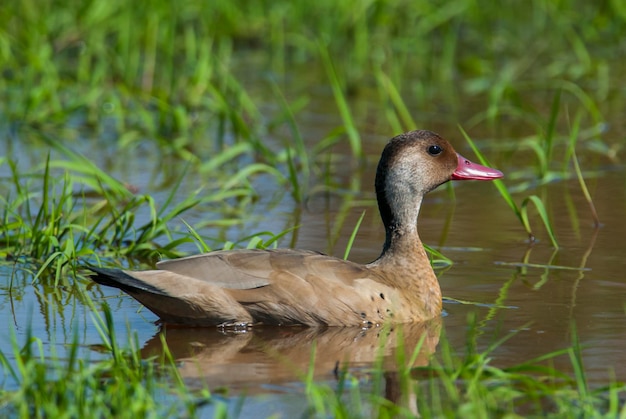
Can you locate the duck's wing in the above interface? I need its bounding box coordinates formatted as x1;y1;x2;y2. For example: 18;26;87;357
221;250;397;326
89;249;385;326
155;248;327;290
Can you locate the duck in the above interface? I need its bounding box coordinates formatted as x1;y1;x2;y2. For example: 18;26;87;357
89;130;503;327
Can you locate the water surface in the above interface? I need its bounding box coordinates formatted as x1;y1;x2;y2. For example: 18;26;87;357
1;57;625;415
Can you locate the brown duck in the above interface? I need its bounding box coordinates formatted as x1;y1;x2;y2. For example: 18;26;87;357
89;130;503;327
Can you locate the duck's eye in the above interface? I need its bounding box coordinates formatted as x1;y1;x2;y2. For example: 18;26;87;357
427;145;443;156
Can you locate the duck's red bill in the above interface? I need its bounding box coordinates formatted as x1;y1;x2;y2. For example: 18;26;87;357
451;153;503;180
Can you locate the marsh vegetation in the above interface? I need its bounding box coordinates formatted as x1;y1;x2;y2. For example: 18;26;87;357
1;0;625;417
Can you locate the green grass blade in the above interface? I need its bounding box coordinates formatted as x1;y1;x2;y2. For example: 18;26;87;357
458;126;520;218
521;195;559;248
567;113;600;227
343;210;366;260
543;89;561;177
319;42;362;158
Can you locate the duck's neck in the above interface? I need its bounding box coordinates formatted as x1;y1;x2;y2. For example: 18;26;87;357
372;199;431;278
380;202;422;255
369;161;442;315
374;161;425;257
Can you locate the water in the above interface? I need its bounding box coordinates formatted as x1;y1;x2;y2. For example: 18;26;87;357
1;61;625;414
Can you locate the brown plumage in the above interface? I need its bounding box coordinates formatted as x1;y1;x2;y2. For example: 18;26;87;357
89;130;503;327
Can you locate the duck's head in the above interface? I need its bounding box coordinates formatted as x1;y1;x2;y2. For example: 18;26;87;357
375;130;503;236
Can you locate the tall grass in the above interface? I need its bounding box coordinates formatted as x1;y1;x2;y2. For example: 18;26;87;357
0;132;296;283
2;0;623;137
